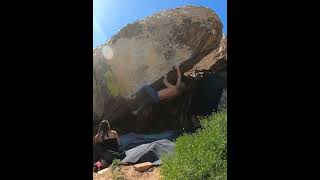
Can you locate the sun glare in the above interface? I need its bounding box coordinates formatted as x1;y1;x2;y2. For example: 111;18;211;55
102;45;114;60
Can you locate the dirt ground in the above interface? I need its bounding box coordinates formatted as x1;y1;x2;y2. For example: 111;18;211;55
93;165;161;180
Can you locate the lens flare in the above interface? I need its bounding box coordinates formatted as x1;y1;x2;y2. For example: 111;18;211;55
102;45;114;60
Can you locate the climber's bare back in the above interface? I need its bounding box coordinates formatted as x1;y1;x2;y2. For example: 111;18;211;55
158;63;182;100
158;87;179;100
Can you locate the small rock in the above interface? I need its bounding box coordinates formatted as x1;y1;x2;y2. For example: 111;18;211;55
97;167;111;175
133;162;153;172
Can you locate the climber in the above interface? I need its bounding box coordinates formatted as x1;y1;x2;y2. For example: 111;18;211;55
131;62;187;116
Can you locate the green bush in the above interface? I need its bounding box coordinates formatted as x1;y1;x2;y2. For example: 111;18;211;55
111;159;121;171
161;109;227;180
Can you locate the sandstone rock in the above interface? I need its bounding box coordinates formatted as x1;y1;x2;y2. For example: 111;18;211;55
93;5;223;129
97;167;111;175
185;35;227;77
133;162;153;172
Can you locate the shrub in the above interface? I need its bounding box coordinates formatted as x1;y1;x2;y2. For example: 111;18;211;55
111;159;121;171
161;109;227;180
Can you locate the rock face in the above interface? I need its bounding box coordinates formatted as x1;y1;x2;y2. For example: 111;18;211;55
93;6;223;129
185;35;227;77
188;36;227;111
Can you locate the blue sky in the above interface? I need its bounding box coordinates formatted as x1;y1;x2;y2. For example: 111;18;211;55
93;0;227;48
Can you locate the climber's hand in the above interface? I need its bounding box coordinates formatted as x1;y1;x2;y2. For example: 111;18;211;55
174;62;180;69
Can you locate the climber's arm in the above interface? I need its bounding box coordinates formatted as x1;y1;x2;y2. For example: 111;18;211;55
175;63;181;88
163;75;175;88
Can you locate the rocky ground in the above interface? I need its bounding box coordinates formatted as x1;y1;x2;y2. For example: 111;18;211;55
93;165;161;180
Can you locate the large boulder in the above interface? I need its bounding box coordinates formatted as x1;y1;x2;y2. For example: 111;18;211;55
93;6;223;127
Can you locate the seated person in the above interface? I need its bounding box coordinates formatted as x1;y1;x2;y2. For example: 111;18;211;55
93;120;120;172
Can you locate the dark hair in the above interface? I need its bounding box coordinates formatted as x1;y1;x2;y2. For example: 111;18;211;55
99;120;111;134
94;120;111;143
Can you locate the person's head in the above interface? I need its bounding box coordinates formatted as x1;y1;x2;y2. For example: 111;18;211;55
178;82;187;95
94;120;111;144
98;120;111;133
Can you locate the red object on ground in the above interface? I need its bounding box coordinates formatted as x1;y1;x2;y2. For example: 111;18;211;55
93;161;103;172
